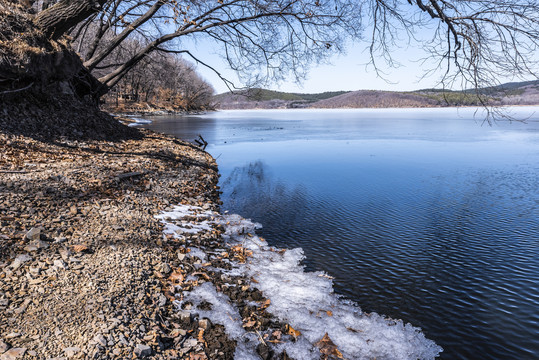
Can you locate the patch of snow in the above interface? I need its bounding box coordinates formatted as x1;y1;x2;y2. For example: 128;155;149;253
127;117;153;127
159;205;442;359
178;282;259;359
187;247;207;261
156;205;214;238
220;215;443;360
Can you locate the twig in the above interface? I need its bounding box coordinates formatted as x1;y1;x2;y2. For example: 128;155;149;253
0;82;34;95
255;329;267;346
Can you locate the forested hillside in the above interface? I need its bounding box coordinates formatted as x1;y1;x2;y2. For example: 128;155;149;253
214;81;539;110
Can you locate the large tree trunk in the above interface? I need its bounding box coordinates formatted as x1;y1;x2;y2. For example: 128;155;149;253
34;0;107;40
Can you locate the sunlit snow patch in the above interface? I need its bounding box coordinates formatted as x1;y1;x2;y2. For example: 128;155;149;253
127;117;153;127
156;205;214;239
181;282;261;360
157;205;442;360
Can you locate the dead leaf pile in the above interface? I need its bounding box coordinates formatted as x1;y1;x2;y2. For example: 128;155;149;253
314;333;344;359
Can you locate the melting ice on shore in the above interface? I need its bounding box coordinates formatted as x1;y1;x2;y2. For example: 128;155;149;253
158;205;443;359
127;117;153;127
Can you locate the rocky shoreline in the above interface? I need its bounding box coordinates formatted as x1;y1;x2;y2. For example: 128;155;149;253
0;128;287;359
0;123;442;360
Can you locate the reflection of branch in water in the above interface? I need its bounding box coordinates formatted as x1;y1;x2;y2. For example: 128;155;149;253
220;161;308;231
194;134;208;150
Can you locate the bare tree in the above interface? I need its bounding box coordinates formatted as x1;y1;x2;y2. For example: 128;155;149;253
368;1;539;97
43;0;362;97
23;0;539;103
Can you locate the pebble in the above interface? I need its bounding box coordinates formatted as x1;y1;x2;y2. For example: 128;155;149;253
134;344;152;358
53;260;66;270
9;255;32;271
177;310;191;323
157;293;167;307
62;346;80;357
24;240;49;252
183;338;197;349
0;340;9;353
94;334;107;347
24;228;40;241
198;318;212;330
0;347;26;360
0;130;232;359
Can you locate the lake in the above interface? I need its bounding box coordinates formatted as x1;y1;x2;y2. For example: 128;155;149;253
143;108;539;359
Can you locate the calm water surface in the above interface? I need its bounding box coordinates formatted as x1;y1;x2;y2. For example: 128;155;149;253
144;108;539;359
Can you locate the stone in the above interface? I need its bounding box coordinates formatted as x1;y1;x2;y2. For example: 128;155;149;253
29;266;40;277
182;338;197;349
59;248;71;261
0;340;10;353
198;318;211;330
134;344;152;358
94;334;107;347
160;263;171;275
14;298;31;315
10;255;32;270
0;347;26;360
63;346;81;357
24;240;49;252
24;227;41;241
53;259;66;270
178;310;191;323
157;293;167;307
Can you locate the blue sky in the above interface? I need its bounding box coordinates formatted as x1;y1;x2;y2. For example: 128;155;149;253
189;38;445;94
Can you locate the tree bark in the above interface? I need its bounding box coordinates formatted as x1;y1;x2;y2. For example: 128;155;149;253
34;0;107;40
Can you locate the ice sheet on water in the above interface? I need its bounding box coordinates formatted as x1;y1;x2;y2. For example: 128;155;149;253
160;205;442;359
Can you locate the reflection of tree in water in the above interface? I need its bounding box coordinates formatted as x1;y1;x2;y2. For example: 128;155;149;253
220;160;358;273
220;161;309;238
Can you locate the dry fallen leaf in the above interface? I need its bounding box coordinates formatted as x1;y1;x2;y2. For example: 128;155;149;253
72;244;89;253
314;333;343;359
259;299;271;310
285;324;301;339
197;328;205;342
242;319;257;328
168;270;184;285
189;353;208;360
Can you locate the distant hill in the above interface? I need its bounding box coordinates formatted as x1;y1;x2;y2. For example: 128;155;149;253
213;80;539;109
213;89;351;109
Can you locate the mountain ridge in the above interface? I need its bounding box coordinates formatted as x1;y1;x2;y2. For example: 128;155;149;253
213;80;539;109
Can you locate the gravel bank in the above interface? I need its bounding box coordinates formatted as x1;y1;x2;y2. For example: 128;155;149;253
0;129;250;359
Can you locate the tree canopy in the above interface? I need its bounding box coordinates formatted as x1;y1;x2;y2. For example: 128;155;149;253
7;0;539;100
